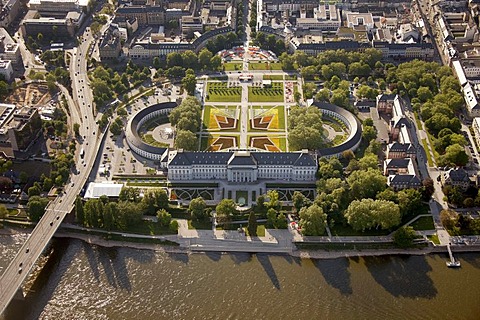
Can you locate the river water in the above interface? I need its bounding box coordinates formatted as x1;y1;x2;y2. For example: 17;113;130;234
1;231;480;320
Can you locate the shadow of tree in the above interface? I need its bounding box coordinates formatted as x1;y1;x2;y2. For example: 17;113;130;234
312;258;352;295
282;254;302;266
167;252;189;264
364;255;437;299
205;251;222;262
228;252;252;264
458;253;480;269
257;253;280;290
82;242;101;282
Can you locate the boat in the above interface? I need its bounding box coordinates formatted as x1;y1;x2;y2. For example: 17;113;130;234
446;260;461;268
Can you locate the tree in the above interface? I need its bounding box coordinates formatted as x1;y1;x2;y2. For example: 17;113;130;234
276;213;288;229
28;185;41;197
210;55;222;71
393;226;417;248
73;123;80;136
27;196;50;222
421;178;435;201
266;208;277;228
216;199;236;227
344;199;401;231
181;74;196;96
75;197;84;225
157;209;172;227
256;195;265;212
174;129;197;150
359;153;379;170
362;125;377;142
266;190;280;210
119;186;140;202
440;144;469;167
397;189;423;217
347;169;387;200
189;197;207;220
299;204;327;236
247;211;257;236
292;191;308;213
198;48;213;70
181;50;198;69
0;204;7;219
167;52;183;68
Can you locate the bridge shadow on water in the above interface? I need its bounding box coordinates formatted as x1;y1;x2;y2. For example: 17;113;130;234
312;258;352;295
20;238;81;320
363;255;437;299
257;253;281;290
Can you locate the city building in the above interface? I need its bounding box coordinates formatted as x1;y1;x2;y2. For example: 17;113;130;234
84;182;124;199
181;16;203;35
28;0;89;12
296;4;341;32
0;104;42;158
99;25;122;60
0;0;21;28
21;10;83;39
0;59;12;81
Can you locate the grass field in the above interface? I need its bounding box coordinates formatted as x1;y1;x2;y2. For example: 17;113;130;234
249;62;283;70
223;62;243;71
142;134;169;147
263;74;283;80
422;138;434;167
285;75;297;80
206;82;242;102
411;216;435;230
248;82;284;102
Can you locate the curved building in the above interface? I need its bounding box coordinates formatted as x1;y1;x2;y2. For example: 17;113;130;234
125;101;177;160
313;102;363;158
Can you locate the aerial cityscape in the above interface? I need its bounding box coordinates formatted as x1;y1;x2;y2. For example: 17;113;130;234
0;0;479;318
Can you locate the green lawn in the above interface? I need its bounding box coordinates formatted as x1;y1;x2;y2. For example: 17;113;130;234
329;224;391;236
428;234;440;245
248;62;283;70
410;216;435;230
188;219;212;230
263;74;283;80
426;131;441;162
285;75;297;80
206;82;242;102
421;138;434;167
124;220;177;236
224;62;243;71
244;225;266;237
248;83;284;102
142;134;169;147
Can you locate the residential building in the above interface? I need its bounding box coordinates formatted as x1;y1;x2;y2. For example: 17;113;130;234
345;12;374;31
386;142;416;159
0;59;12;81
376;93;396;114
441;167;471;191
0;0;21;28
387;174;422;191
0;29;20;63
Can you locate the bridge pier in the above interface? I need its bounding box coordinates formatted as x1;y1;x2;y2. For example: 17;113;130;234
3;288;26;320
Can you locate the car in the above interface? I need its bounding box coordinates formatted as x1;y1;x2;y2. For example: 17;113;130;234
71;182;75;187
49;221;53;226
26;248;29;253
18;267;22;274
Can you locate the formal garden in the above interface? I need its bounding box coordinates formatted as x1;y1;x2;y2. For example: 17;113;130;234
202;105;240;132
248;82;284;103
205;82;242;102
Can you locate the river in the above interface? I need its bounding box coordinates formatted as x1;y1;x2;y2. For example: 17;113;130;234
1;231;480;320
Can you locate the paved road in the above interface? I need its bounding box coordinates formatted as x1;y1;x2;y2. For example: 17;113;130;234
0;20;111;314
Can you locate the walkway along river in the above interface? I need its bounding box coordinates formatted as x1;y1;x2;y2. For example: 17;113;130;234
1;230;480;320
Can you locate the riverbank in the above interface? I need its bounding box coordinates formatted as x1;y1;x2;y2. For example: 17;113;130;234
55;228;480;260
4;225;480;260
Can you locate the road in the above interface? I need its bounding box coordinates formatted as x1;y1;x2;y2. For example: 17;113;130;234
0;19;111;315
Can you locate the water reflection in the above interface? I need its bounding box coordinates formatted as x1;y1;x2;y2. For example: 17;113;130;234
364;255;437;299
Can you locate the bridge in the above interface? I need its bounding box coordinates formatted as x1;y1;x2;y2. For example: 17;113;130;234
0;20;110;314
